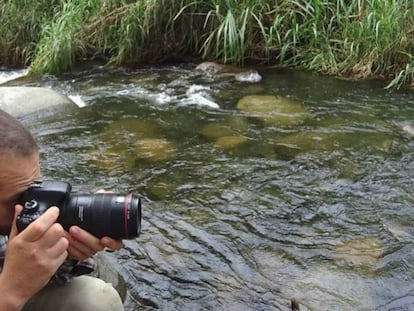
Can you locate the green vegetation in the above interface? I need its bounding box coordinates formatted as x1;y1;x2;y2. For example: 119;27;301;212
1;0;413;88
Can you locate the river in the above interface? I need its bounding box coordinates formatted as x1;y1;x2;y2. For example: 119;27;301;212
2;64;414;310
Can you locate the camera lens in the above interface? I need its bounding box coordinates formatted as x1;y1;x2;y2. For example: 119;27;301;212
59;193;141;239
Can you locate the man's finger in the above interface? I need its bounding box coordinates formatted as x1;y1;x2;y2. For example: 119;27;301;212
101;237;123;250
20;206;60;242
68;226;104;252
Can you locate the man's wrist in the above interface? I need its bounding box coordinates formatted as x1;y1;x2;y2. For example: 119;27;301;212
0;275;29;311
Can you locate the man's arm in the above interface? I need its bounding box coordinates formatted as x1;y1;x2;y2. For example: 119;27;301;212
0;206;68;311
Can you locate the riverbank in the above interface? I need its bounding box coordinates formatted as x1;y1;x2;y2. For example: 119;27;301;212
1;0;413;88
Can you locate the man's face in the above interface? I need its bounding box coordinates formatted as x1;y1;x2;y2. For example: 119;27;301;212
0;151;40;235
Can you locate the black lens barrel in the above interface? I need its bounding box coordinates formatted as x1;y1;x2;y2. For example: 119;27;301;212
60;193;141;239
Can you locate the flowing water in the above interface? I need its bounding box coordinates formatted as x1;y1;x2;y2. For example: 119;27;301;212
2;64;414;310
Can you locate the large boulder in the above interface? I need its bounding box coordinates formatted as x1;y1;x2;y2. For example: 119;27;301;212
0;86;76;117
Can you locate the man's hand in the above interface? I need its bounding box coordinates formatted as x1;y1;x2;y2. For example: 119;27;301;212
0;205;69;309
65;189;123;261
66;189;123;260
65;226;123;260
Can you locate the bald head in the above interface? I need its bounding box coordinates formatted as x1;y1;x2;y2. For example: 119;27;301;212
0;109;38;157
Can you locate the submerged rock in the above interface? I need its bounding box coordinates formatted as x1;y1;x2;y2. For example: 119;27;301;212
147;176;178;200
332;237;383;268
275;132;337;153
90;118;165;171
237;95;309;126
284;265;376;311
199;117;249;140
334;158;365;181
91;137;177;170
199;123;237;140
135;138;176;162
198;117;250;150
100;118;159;142
273;131;395;158
214;135;247;149
89;145;136;173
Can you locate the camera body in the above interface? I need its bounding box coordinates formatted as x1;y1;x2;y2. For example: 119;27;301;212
16;180;71;231
16;180;141;239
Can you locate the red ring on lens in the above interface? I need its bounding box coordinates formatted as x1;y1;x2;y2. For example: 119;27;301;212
124;193;132;239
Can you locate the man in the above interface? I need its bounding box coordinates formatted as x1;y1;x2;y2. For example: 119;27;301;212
0;108;124;310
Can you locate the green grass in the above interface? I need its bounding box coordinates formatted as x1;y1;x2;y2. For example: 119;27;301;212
0;0;413;88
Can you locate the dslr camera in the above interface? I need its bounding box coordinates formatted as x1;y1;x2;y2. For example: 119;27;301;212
16;180;141;239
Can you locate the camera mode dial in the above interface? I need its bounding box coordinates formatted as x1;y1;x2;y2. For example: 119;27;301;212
24;199;39;212
16;200;42;232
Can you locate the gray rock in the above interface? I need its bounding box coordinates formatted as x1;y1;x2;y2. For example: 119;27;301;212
234;70;262;83
195;61;262;83
0;86;76;117
194;61;224;74
0;69;28;85
95;252;128;303
402;123;414;138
